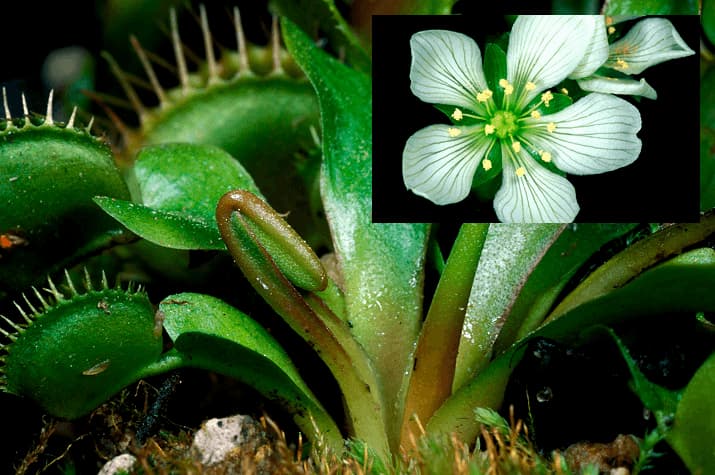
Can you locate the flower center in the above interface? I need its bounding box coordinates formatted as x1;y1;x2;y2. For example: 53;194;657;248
490;111;518;139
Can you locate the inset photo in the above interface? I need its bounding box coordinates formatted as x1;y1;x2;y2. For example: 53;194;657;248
372;15;699;223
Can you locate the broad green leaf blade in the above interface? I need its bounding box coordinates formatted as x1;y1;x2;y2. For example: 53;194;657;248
539;248;715;342
270;0;371;73
131;143;264;217
159;292;342;450
283;18;430;448
95;143;264;250
93;197;224;250
547;214;715;322
705;0;715;46
453;224;565;391
669;352;715;474
604;0;698;14
483;43;507;105
493;223;639;354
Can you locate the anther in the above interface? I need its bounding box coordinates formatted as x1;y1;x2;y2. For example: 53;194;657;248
525;82;536;91
608;26;616;34
516;167;526;177
451;108;463;121
615;58;629;69
511;141;522;153
561;88;568;95
541;91;553;107
476;89;493;102
447;127;461;137
484;124;495;135
530;110;541;119
540;151;552;162
547;122;557;133
499;79;514;95
482;159;492;171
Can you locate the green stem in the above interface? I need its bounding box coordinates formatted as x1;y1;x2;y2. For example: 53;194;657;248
399;223;489;447
216;190;390;458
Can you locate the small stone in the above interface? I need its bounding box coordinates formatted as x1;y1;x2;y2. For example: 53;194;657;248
191;414;267;466
97;453;137;475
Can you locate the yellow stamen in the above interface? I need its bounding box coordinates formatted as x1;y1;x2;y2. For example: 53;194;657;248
525;81;536;91
615;58;629;69
499;79;514;95
516;167;526;177
561;88;568;95
606;16;614;26
447;127;461;137
540;151;552;162
452;108;463;121
484;124;495;135
608;26;616;34
541;91;553;106
530;110;541;119
482;159;492;171
512;141;521;153
547;122;557;133
476;89;493;102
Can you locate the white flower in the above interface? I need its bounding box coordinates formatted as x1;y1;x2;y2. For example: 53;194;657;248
578;17;695;99
403;16;642;223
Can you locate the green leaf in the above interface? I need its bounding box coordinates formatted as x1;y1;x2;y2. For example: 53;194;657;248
159;292;343;450
95;143;264;250
705;0;715;46
93;197;224;250
283;18;430;448
603;0;698;14
493;223;639;354
269;0;371;73
669;352;715;474
453;224;565;391
539;248;715;343
131;143;264;218
547;215;715;322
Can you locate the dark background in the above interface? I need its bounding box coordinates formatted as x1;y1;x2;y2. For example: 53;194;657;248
372;14;700;223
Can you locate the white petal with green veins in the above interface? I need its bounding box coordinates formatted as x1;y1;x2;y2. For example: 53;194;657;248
568;16;609;80
525;93;642;175
604;18;694;75
506;15;593;104
577;75;657;99
403;124;493;205
409;30;489;110
494;143;579;223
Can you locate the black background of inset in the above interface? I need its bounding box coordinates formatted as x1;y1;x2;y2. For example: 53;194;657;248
372;14;700;223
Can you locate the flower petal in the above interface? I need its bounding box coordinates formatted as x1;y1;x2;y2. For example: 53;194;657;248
507;15;594;104
604;18;695;75
494;143;579;223
409;30;489;110
523;93;642;175
568;16;609;79
577;75;657;99
403;124;493;205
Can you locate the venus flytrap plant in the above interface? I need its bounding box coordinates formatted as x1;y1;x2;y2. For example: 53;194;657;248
0;4;712;473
